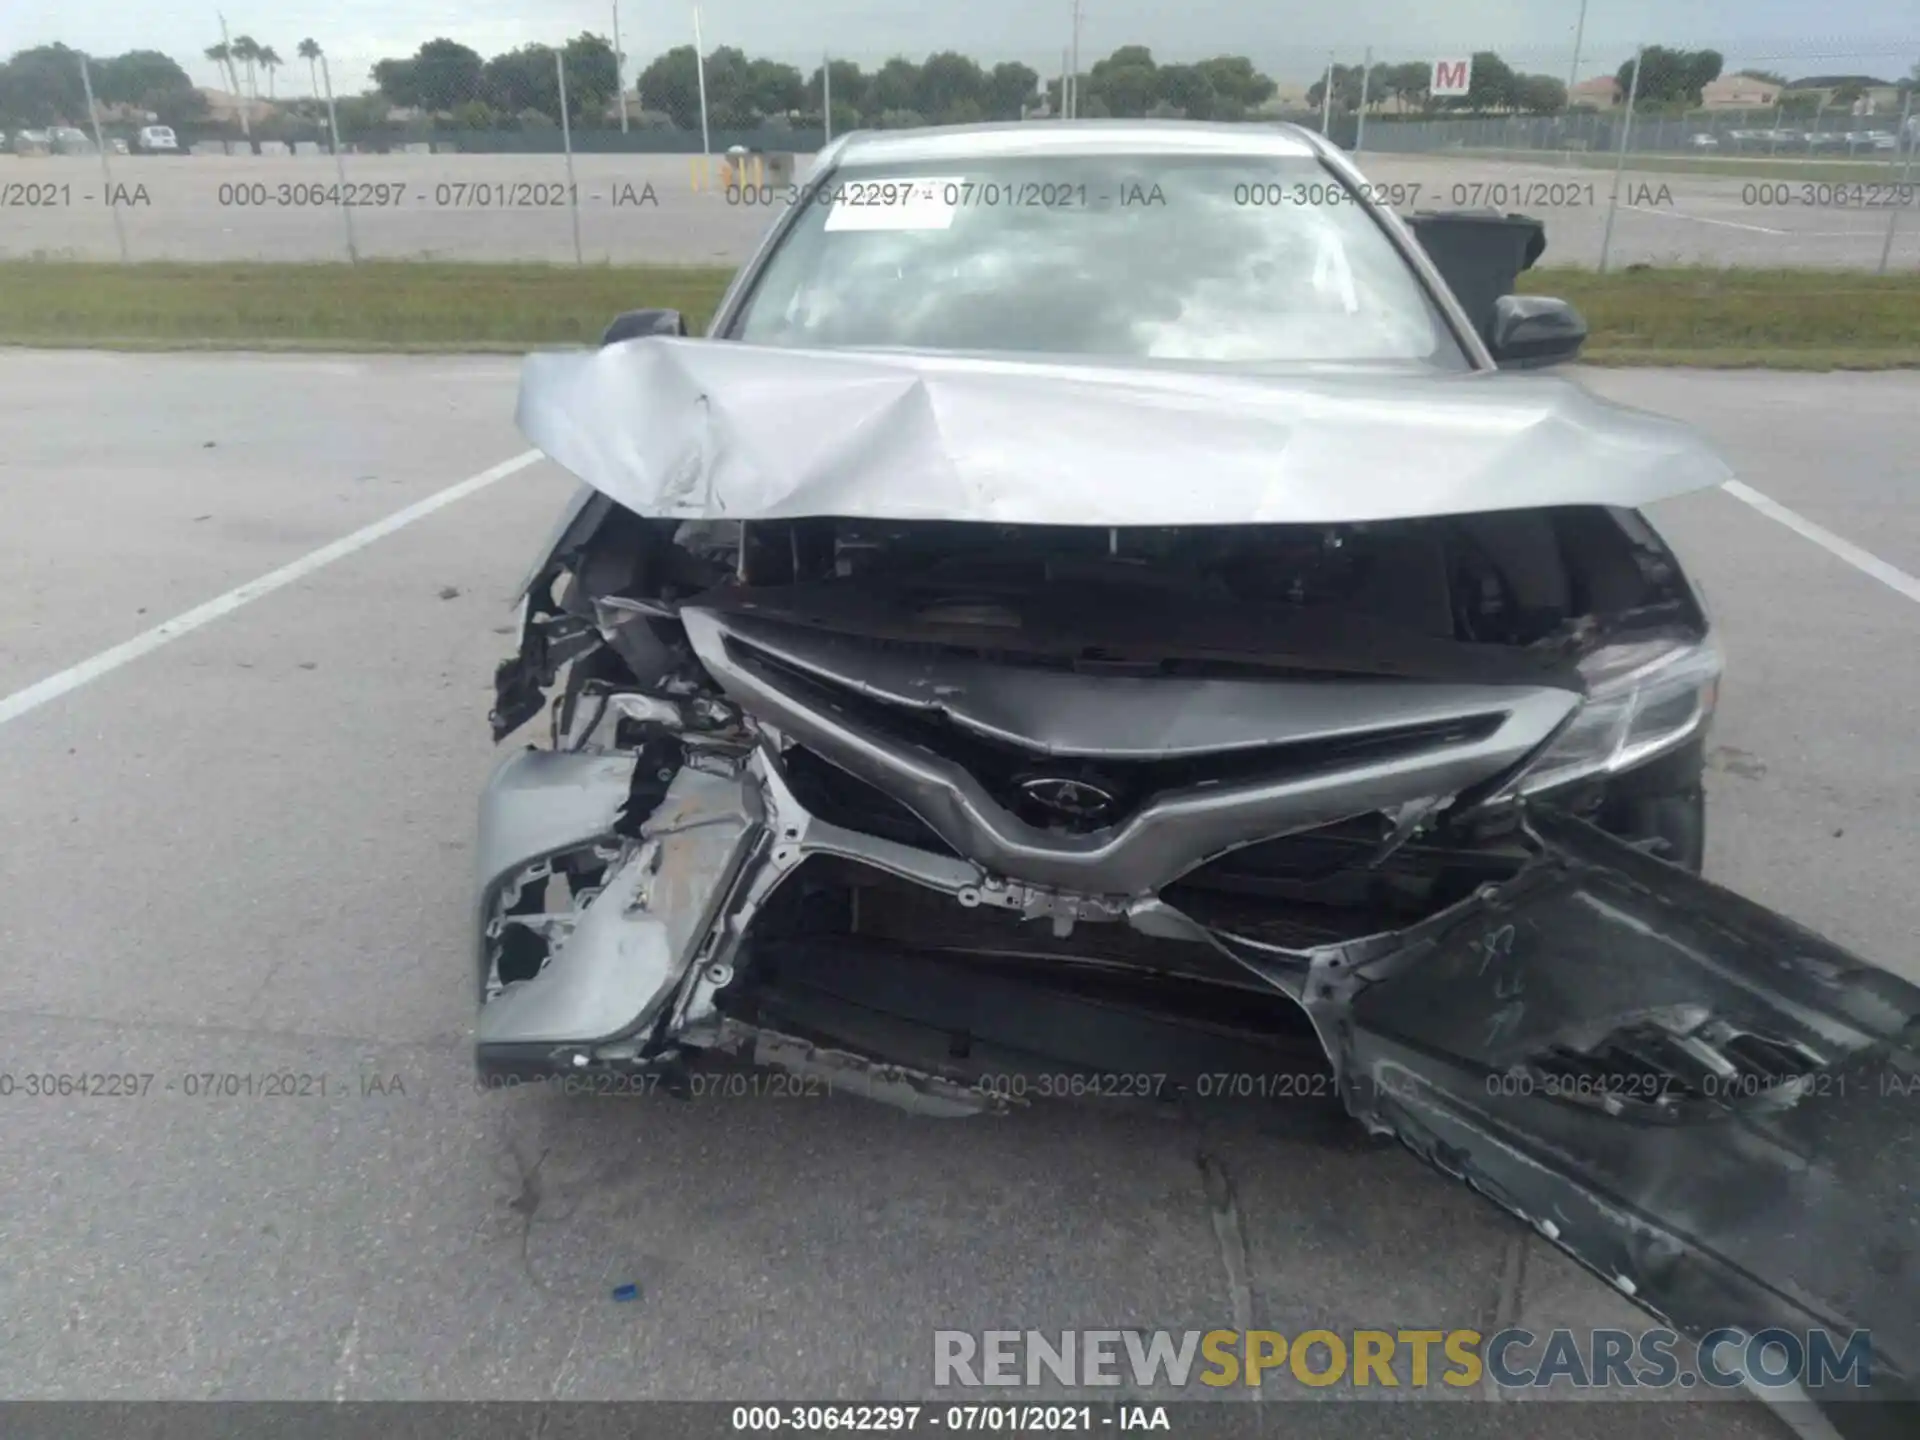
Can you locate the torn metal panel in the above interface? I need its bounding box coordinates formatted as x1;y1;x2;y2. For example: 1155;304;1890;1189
476;765;761;1053
475;749;640;900
515;336;1734;528
1314;809;1920;1416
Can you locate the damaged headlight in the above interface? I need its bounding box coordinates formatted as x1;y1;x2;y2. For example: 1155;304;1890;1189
1514;631;1722;795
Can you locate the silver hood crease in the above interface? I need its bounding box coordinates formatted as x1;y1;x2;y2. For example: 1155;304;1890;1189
516;336;1735;526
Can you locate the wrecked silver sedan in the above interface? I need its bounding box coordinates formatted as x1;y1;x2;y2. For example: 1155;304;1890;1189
480;123;1917;1416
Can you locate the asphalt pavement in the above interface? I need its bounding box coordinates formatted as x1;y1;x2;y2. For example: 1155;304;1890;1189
2;352;1915;1433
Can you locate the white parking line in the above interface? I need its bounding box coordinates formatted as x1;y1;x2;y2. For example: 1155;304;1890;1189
0;449;543;730
1625;206;1786;234
1725;480;1920;606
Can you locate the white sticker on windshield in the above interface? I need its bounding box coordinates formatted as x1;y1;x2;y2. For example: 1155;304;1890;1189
822;176;965;232
1311;232;1360;313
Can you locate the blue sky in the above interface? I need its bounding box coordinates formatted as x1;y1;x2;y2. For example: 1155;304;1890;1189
4;0;1915;95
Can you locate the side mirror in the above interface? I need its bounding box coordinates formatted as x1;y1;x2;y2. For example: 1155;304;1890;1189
600;309;690;347
1486;294;1587;369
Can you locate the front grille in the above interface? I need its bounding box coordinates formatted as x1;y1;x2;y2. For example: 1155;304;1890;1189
780;745;955;854
733;636;1503;832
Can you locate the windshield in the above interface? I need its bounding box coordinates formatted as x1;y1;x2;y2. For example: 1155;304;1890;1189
730;152;1470;368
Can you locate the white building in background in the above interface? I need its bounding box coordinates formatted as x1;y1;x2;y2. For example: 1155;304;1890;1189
196;88;278;125
1700;76;1781;109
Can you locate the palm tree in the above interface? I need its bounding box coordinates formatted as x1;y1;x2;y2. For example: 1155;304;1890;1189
259;45;283;100
205;41;241;100
298;38;322;98
231;35;262;105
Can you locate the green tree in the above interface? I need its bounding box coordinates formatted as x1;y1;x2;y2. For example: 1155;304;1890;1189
230;34;262;103
375;39;484;111
638;46;702;128
808;58;868;117
204;41;242;104
1087;45;1157;117
1307;63;1367;114
869;57;922;115
87;49;203;126
1193;55;1275;114
1457;50;1517;110
0;43;89;125
1621;46;1722;107
1513;74;1567;114
297;39;321;97
1397;61;1434;113
447;99;499;130
560;33;620;121
258;45;282;99
986;61;1039;118
746;58;805;117
918;50;988;118
482;44;559;117
331;92;388;138
1156;62;1218;119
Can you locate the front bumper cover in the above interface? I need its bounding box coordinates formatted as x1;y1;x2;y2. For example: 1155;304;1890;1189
475;743;1919;1431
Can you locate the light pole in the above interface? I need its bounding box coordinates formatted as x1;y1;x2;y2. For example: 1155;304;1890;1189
693;3;711;159
612;0;629;132
1320;53;1335;136
1355;47;1373;153
218;11;254;151
1566;0;1590;102
1599;43;1643;272
1068;0;1082;119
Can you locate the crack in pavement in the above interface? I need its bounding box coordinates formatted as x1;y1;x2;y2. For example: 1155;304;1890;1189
1186;1099;1261;1405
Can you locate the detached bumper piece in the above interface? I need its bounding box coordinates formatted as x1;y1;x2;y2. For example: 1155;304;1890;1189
1305;809;1920;1432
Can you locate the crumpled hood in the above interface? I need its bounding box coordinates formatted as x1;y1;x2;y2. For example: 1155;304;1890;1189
516;337;1734;526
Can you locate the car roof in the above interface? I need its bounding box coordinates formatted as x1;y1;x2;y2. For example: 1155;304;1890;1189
829;119;1324;168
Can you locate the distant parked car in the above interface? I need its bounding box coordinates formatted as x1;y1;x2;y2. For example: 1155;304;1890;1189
49;126;93;155
1865;131;1898;151
11;128;52;155
1686;132;1719;149
134;125;179;155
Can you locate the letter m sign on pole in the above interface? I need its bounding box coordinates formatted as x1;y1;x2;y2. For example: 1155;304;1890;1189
1432;57;1473;97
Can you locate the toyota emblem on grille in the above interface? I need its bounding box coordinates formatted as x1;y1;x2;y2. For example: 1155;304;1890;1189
1019;776;1119;824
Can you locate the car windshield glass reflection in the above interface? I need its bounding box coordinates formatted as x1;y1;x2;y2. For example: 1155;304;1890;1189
732;155;1468;368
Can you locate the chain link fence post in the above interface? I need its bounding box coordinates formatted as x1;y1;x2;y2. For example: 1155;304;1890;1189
1354;49;1372;155
555;49;585;266
1880;90;1917;275
319;53;360;263
1599;44;1644;274
77;52;131;262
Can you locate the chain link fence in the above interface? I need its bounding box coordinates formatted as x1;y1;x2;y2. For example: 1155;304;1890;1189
2;32;1915;270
